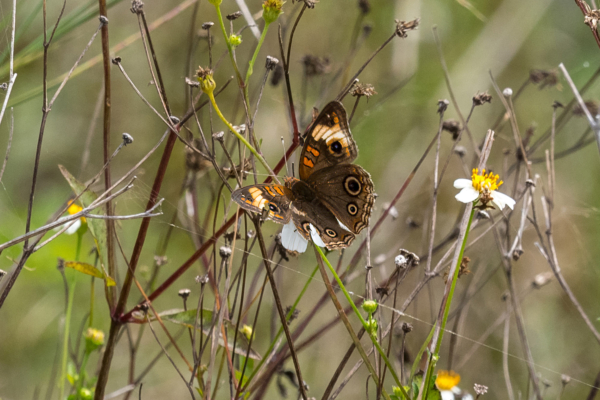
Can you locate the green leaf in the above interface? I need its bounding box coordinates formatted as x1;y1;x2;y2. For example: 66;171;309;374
63;261;115;286
59;165;110;283
153;309;261;360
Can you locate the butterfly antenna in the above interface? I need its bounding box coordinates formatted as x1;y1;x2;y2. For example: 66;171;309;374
281;136;289;177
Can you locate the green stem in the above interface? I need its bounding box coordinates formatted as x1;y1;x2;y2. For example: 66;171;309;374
241;265;318;392
244;22;270;104
59;278;77;400
74;351;91;400
314;245;408;400
214;4;244;87
423;205;476;398
207;90;278;181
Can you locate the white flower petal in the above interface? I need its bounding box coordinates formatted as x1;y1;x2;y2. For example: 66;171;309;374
453;178;473;189
441;390;455;400
492;190;516;210
309;224;326;248
65;219;81;235
455;187;479;203
281;221;308;253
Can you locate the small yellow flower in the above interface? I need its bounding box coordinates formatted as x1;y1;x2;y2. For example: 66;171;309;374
435;370;461;391
454;168;515;210
262;0;284;24
229;34;242;48
64;201;87;234
240;324;253;341
196;66;216;95
84;328;105;352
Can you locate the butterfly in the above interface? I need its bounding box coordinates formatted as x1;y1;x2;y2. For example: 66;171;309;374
231;101;375;253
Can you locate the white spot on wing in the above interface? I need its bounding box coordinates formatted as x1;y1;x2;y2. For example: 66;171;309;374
336;218;351;232
309;224;326;247
281;221;308;253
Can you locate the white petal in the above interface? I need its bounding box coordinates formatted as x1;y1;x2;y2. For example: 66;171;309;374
65;219;81;235
441;390;455;400
309;224;326;248
453;178;473;189
281;221;308;253
492;191;516;210
455;187;479;203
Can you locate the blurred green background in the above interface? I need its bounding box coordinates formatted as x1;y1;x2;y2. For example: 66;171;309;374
0;0;599;398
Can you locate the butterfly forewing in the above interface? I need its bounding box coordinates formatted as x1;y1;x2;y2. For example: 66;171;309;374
299;101;358;181
231;184;293;223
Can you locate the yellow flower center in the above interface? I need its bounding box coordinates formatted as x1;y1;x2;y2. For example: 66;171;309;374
471;168;503;193
67;201;86;223
435;370;461;391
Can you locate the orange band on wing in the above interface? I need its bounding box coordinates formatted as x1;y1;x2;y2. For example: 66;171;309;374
306;145;320;157
303;157;314;168
274;186;285;196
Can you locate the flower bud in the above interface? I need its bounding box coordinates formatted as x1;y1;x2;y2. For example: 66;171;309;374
362;300;378;314
196;67;216;94
84;328;105;353
229;34;242;48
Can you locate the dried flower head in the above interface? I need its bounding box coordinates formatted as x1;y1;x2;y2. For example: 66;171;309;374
285;306;300;324
265;55;280;70
178;288;191;299
502;87;513;97
473;91;492;106
437;99;449;114
573;99;600;117
301;55;331;76
196;274;209;284
351;83;377;99
402;322;413;333
202;21;214;30
529;69;559;89
358;0;370;14
226;11;242;20
443;119;461;140
395;18;419;38
395;249;420;269
473;383;488;396
122;133;134;145
219;246;232;258
130;0;144;14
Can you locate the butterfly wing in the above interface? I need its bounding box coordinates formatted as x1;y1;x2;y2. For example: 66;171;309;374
299;101;358;181
289;196;355;250
231;184;293;223
306;164;375;235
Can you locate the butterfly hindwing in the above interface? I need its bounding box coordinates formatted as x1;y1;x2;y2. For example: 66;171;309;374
299;101;358;181
231;184;292;223
290;196;355;250
306;164;375;235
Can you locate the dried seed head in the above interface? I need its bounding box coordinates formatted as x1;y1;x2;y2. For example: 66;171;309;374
247;230;255;238
178;288;191;299
111;56;121;65
351;83;377;99
226;11;242;20
122;133;134;145
219;246;232;258
502;87;513;98
0;83;7;90
473;91;492;106
130;0;144;14
232;124;246;135
459;256;471;278
573;99;600;117
437;99;449;114
270;63;284;86
561;375;571;385
185;77;200;88
395;18;419;38
442;119;461;140
553;100;564;109
57;258;65;272
154;255;168;267
512;247;524;261
473;384;488;396
301;0;318;9
169;116;180;125
395;249;419;269
99;15;109;25
525;178;536;187
202;22;214;30
358;0;371;14
375;286;389;296
265;55;280;70
139;302;150;313
196;274;209;284
529;69;559;89
454;145;467;158
213;131;225;142
532;272;553;289
401;322;413;333
285;306;300;324
301;55;331;76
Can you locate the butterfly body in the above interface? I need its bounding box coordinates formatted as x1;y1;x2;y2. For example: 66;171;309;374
232;101;375;252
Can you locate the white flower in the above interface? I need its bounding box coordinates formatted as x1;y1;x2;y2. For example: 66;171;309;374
454;169;515;210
